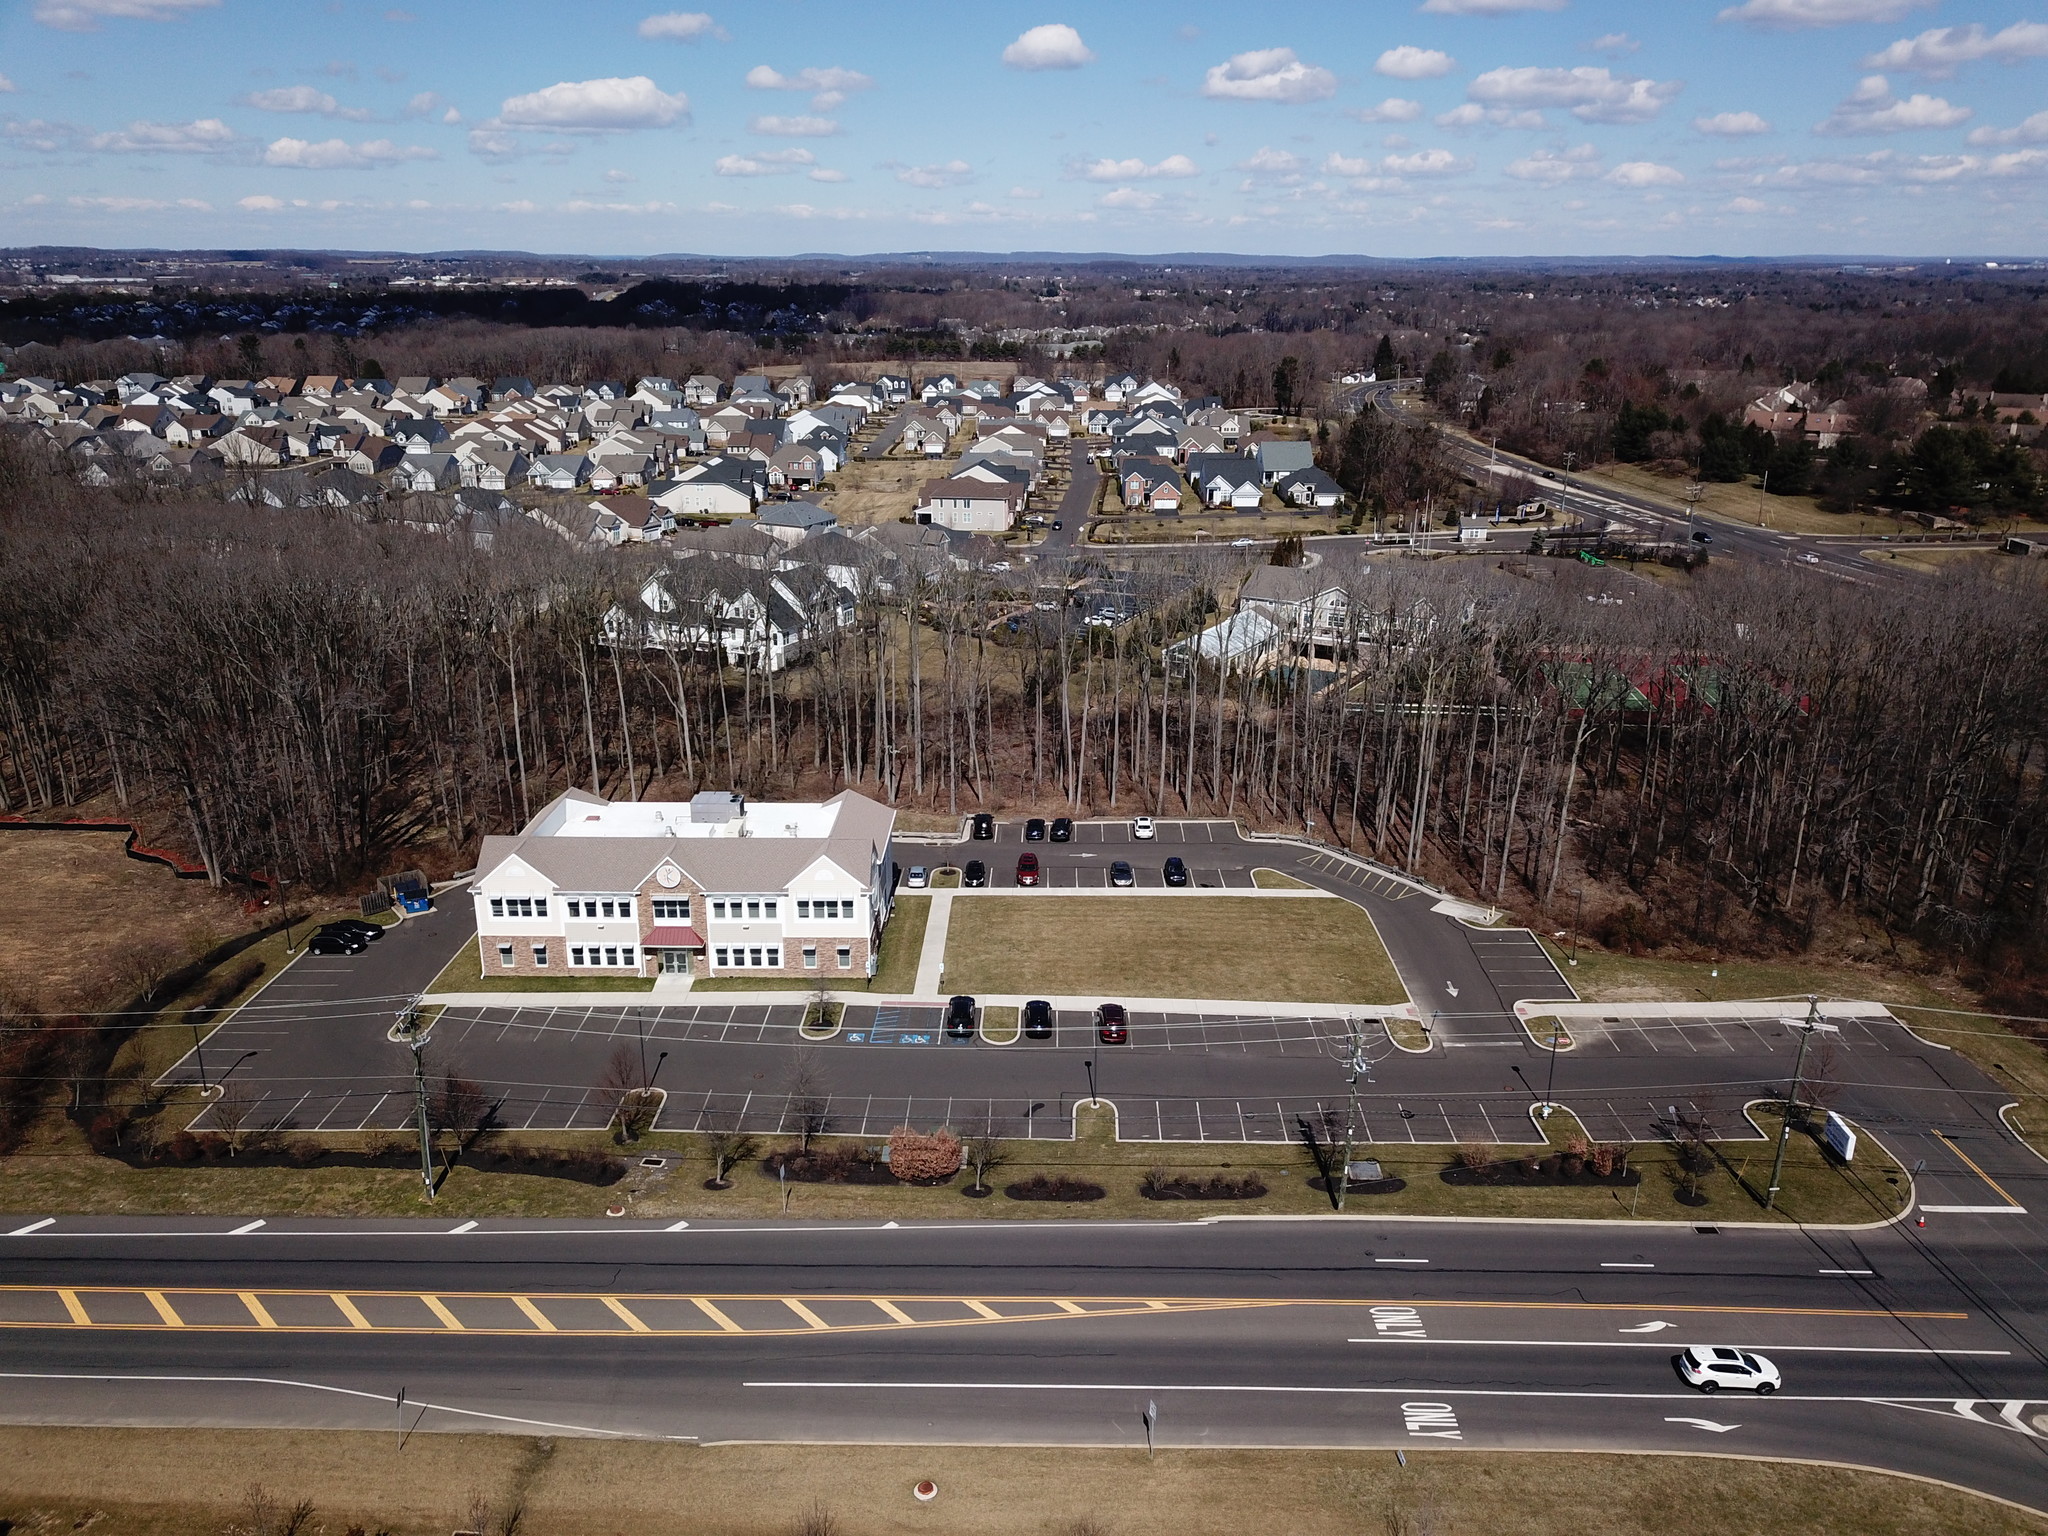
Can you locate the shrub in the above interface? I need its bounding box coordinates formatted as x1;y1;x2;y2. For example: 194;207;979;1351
168;1130;201;1162
86;1110;124;1154
1590;1143;1626;1176
1454;1142;1498;1169
1562;1134;1590;1158
887;1126;963;1183
285;1139;326;1167
197;1132;231;1160
1005;1173;1105;1202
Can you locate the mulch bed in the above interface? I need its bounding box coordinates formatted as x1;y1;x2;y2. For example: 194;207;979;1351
761;1148;901;1185
100;1132;626;1185
1307;1176;1409;1196
1441;1155;1640;1188
1004;1174;1106;1202
1140;1174;1270;1201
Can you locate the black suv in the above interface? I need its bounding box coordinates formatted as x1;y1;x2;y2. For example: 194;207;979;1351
1050;817;1073;842
1023;999;1055;1038
945;995;978;1038
1163;856;1189;887
963;859;988;888
1024;817;1047;841
971;813;996;840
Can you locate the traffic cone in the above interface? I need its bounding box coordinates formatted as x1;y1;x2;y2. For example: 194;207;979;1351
1916;1214;1926;1228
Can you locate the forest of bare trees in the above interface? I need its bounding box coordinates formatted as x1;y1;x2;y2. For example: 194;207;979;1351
2;432;2043;1005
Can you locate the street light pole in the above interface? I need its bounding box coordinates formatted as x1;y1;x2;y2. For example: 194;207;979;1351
1569;887;1584;966
1083;1055;1098;1107
1542;1020;1563;1117
1766;996;1838;1211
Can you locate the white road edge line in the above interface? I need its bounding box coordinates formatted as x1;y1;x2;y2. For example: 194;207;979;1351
1344;1339;2011;1356
1601;1262;1655;1269
1374;1258;1429;1265
1819;1269;1875;1276
8;1219;55;1236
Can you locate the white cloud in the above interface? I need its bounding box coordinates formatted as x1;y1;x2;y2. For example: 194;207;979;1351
638;11;722;40
1383;146;1470;176
1505;144;1600;182
1588;32;1641;55
746;64;873;111
1468;65;1682;124
1863;22;2048;77
1003;24;1094;70
1765;146;2048;185
1097;186;1162;209
1237;147;1304;175
1970;111;2048;146
1078;153;1199;180
86;117;235;153
1009;185;1042;198
562;198;679;213
498;76;689;130
603;168;635;182
1321;152;1377;178
32;0;216;29
403;92;444;119
1695;110;1771;135
243;86;372;120
1607;160;1684;186
467;128;523;160
897;158;973;188
1435;102;1544;130
1726;195;1772;212
714;147;817;175
807;167;847;182
751;114;839;135
69;194;209;210
1201;48;1337;103
1419;0;1564;11
237;194;285;210
263;136;438;168
1351;97;1424;124
1376;45;1453;80
1719;0;1933;28
1815;74;1970;135
0;74;14;93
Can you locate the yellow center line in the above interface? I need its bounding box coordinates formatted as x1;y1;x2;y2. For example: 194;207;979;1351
331;1294;372;1330
872;1299;917;1324
693;1297;743;1333
1933;1130;2024;1208
420;1295;465;1331
512;1297;558;1332
238;1292;277;1329
143;1290;183;1328
784;1299;831;1330
56;1289;90;1326
601;1296;649;1332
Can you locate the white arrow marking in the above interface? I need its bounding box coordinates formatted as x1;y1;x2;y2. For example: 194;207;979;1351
1620;1321;1674;1333
1444;983;1460;998
1665;1417;1741;1433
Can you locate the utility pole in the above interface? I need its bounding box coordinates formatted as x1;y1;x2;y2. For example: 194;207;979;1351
390;997;435;1203
1336;1016;1373;1212
1569;887;1584;966
1766;996;1839;1211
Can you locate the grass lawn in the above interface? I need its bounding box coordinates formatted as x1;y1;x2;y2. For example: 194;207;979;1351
1861;546;2034;578
1252;868;1312;889
981;1004;1019;1042
820;453;934;526
691;894;928;995
943;895;1404;1004
426;941;654;994
5;1431;2038;1536
1569;462;1904;537
1538;937;1963;1010
0;1096;1900;1225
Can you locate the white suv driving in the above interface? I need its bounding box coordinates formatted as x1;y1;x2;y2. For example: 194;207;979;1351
1676;1346;1781;1394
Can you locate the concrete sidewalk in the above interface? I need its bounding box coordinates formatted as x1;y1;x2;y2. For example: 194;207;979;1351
421;988;1401;1015
912;890;953;994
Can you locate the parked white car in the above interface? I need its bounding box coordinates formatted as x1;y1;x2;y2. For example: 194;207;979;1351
904;865;929;889
1676;1347;1781;1394
1132;816;1155;840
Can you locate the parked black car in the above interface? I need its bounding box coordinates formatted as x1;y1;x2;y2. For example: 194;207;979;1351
945;995;978;1038
963;859;988;888
1050;817;1073;842
321;918;386;942
306;930;366;956
1095;1002;1129;1044
1109;859;1134;887
1024;817;1047;841
971;813;996;840
1024;999;1055;1039
1163;856;1189;887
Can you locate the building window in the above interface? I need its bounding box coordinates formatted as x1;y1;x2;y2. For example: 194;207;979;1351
601;899;616;918
653;898;690;921
715;947;729;966
621;946;636;968
767;948;781;967
746;901;761;920
836;946;852;970
748;947;763;966
619;899;633;920
803;946;818;969
490;897;504;917
764;901;777;919
534;898;547;918
532;945;548;967
712;900;728;920
497;944;514;969
566;900;580;918
571;946;586;966
797;900;810;919
604;946;618;966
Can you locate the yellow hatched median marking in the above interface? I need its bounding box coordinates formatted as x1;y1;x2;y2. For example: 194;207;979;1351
512;1297;557;1332
143;1290;183;1328
693;1297;743;1333
238;1292;277;1329
964;1300;1004;1320
331;1294;372;1330
602;1296;649;1332
783;1299;830;1331
872;1299;917;1325
420;1295;464;1331
1054;1300;1087;1315
56;1289;90;1326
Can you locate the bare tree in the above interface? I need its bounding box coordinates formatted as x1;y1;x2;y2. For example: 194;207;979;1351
703;1117;761;1188
595;1042;655;1142
211;1079;257;1155
784;1048;833;1152
962;1115;1007;1194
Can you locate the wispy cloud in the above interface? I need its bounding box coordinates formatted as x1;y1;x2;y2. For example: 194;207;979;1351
1201;48;1336;103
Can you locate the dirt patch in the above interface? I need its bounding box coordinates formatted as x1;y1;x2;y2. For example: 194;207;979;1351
823;454;938;526
0;830;259;1009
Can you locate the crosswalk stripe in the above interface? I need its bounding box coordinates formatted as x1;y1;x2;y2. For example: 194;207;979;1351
964;1300;1004;1319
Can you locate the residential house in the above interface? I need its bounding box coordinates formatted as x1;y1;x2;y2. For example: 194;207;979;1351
1275;467;1346;509
756;500;837;545
1237;565;1353;650
1186;453;1263;509
528;453;593;491
1250;439;1315;485
917;475;1026;533
1120;459;1186;513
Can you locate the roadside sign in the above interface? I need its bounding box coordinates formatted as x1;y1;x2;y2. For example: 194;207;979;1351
1824;1110;1857;1162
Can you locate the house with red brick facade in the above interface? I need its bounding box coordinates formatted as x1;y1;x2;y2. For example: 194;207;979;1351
468;787;896;983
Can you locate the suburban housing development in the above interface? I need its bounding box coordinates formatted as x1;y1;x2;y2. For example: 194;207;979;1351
469;786;896;980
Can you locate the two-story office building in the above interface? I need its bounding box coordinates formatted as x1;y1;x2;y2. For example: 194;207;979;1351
469;788;896;980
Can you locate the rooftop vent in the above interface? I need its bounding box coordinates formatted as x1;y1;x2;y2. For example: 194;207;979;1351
689;790;745;825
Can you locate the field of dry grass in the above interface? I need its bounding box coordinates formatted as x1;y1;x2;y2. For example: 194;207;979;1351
823;454;938;526
0;830;265;1009
4;1429;2037;1536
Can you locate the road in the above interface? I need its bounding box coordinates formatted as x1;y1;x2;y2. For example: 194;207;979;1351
1;1217;2044;1510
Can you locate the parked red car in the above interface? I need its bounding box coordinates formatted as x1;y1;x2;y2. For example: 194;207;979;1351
1015;851;1041;886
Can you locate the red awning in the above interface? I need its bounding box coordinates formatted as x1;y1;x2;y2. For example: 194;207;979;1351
644;926;704;948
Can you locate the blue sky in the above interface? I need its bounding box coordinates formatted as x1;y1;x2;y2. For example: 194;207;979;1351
3;0;2047;256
